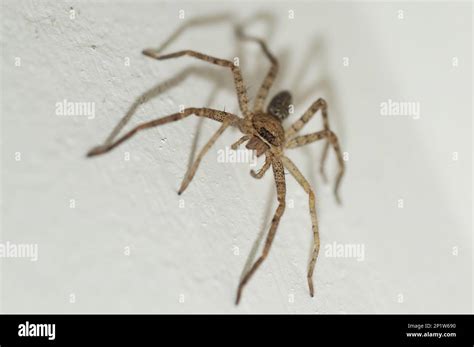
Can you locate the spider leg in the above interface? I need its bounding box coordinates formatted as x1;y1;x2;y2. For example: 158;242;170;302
285;130;328;149
281;155;319;297
250;154;271;179
231;135;250;150
285;98;332;182
285;97;344;203
320;141;330;183
236;27;278;112
236;157;286;305
285;98;329;140
285;130;345;204
142;49;250;118
86;108;239;157
178;122;230;195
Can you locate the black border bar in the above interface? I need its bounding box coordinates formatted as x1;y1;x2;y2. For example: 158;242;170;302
0;314;472;346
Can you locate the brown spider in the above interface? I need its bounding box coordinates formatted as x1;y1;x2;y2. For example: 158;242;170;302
87;28;345;305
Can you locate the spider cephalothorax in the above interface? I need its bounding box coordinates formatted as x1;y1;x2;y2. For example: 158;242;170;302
87;27;345;305
246;112;285;156
244;91;292;156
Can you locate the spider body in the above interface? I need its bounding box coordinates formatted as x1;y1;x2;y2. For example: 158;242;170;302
87;28;345;305
246;112;284;154
242;90;291;157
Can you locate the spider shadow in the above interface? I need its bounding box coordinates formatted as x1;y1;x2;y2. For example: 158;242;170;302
100;65;232;150
100;13;237;165
288;35;346;192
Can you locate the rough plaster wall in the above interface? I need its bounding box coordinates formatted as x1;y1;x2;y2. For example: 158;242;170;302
1;0;472;313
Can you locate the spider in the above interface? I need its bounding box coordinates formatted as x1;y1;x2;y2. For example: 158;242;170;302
87;27;345;305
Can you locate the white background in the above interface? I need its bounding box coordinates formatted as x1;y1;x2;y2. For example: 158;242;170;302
1;0;472;313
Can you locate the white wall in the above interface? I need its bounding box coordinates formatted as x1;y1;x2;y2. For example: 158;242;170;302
1;0;472;313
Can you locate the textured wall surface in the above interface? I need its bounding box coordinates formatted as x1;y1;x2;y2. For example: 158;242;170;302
1;0;472;313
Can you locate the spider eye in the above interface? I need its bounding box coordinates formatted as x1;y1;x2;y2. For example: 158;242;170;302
267;90;292;120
